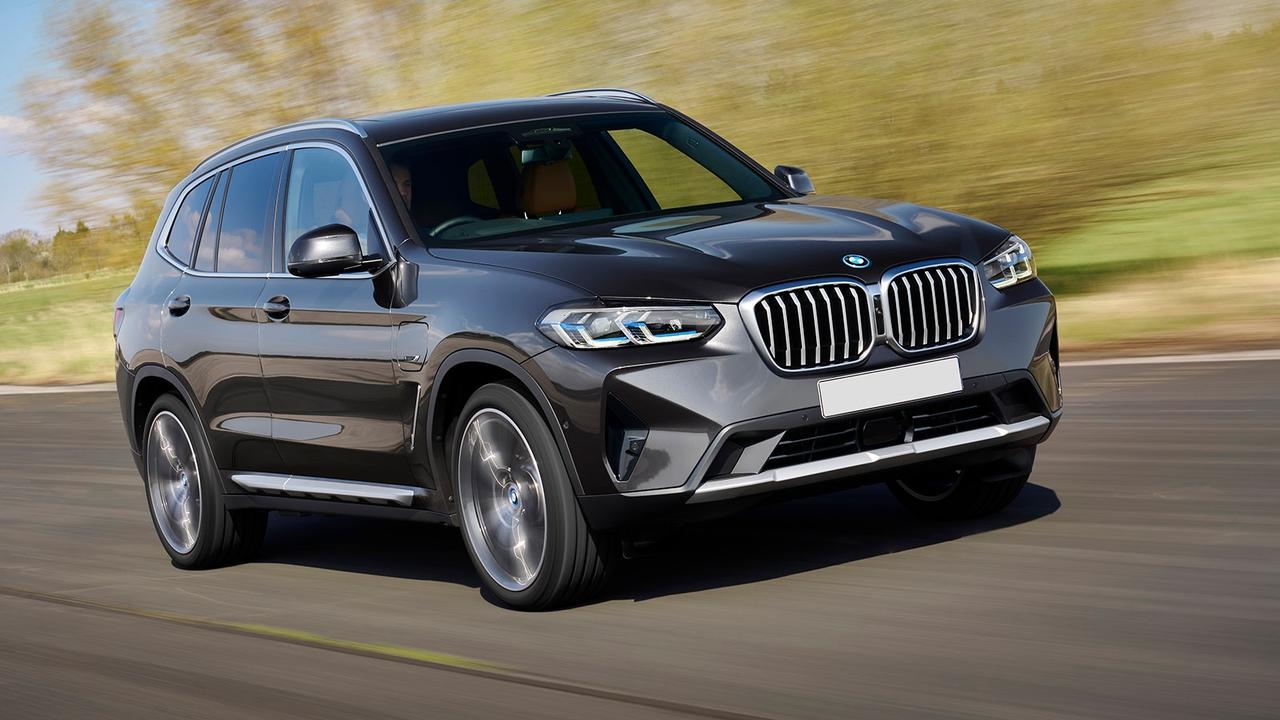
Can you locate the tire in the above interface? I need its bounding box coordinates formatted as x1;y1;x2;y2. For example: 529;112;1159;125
888;466;1030;521
452;382;618;610
142;394;267;568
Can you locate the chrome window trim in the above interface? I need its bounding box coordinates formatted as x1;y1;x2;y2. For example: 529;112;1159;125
155;140;395;281
880;258;984;356
281;140;395;264
156;146;284;278
159;170;219;269
738;276;877;374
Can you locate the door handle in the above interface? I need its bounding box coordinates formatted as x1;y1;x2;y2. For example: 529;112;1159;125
167;295;191;317
262;296;290;320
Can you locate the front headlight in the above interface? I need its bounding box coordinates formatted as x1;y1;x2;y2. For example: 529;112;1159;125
982;235;1037;290
538;305;722;349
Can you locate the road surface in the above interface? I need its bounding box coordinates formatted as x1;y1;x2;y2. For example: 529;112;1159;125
1;358;1276;718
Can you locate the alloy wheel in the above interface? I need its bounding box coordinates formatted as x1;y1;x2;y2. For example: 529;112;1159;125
456;408;548;591
146;410;202;554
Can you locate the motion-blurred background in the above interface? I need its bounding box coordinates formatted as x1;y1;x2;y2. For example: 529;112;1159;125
1;0;1277;383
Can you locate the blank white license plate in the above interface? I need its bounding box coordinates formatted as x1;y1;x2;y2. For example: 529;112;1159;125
817;357;962;418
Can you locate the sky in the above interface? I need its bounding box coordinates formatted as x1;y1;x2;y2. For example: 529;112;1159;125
0;0;48;236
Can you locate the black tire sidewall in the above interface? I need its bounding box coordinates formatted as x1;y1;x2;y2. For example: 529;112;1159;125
452;383;576;609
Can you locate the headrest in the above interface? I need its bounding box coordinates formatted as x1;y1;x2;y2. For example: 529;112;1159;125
519;161;576;216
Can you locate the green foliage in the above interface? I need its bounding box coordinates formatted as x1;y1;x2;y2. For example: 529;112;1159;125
0;229;45;283
19;1;1280;248
0;212;151;286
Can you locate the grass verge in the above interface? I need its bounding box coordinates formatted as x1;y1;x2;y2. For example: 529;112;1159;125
1036;141;1280;296
0;271;133;384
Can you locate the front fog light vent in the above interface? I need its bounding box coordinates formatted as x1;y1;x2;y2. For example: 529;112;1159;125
605;396;648;483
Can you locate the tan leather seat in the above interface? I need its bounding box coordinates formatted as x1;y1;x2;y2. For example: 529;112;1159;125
518;160;577;217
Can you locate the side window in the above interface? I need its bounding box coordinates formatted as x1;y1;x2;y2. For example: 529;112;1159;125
284;147;378;260
193;171;226;272
165;176;213;266
216;153;282;273
607;128;739;209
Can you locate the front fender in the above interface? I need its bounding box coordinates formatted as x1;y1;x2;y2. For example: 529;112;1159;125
423;347;587;511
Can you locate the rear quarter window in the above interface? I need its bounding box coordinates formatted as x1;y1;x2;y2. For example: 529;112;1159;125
193;172;226;272
165;176;213;266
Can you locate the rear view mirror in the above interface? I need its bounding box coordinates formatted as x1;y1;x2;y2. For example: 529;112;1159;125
287;224;383;278
774;165;815;194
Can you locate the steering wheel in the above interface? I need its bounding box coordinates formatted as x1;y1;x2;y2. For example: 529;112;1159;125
430;215;483;237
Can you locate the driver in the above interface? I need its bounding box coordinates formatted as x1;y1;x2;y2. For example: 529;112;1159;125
393;155;489;237
390;163;413;209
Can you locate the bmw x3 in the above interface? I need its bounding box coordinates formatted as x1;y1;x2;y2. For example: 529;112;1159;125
114;89;1062;609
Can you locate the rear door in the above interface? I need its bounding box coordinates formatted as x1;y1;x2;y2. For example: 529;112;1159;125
257;145;410;483
162;152;286;473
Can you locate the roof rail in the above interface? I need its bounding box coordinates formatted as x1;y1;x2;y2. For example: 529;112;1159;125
545;88;658;105
193;118;367;173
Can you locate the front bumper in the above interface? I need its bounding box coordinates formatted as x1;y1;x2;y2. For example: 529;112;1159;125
525;279;1060;529
575;368;1058;529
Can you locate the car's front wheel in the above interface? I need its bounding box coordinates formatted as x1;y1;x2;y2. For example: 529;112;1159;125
143;394;267;568
452;382;618;610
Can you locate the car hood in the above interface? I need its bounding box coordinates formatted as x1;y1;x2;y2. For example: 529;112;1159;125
427;197;1012;303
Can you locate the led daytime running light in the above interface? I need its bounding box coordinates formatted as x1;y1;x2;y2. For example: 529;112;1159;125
539;306;721;349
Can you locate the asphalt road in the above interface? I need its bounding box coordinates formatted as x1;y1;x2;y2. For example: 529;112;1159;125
1;358;1277;719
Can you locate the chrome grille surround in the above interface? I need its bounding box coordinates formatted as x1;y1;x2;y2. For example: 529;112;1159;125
882;260;982;355
740;278;875;373
741;260;984;372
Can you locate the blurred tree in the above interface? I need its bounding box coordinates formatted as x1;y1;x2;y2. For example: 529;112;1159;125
18;0;1280;255
0;230;42;283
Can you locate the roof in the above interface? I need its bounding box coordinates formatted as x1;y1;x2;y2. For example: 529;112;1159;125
354;93;664;146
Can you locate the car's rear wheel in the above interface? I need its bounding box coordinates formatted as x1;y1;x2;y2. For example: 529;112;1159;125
452;382;617;610
888;465;1030;521
143;394;267;568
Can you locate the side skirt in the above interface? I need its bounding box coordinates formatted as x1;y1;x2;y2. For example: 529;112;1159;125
222;494;454;525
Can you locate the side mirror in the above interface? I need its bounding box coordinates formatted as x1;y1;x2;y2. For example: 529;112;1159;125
774;165;815;194
287;224;383;278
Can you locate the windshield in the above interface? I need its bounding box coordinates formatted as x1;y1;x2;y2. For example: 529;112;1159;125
380;114;784;245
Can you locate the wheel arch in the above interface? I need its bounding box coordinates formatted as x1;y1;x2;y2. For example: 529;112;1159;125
130;364;203;454
426;349;584;505
130;364;240;496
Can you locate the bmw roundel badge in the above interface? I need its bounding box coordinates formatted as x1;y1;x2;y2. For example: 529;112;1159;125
842;254;871;269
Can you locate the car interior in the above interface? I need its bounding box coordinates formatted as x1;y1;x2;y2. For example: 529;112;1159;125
383;115;778;243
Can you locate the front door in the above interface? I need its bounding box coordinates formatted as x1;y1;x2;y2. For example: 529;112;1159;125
257;146;410;482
